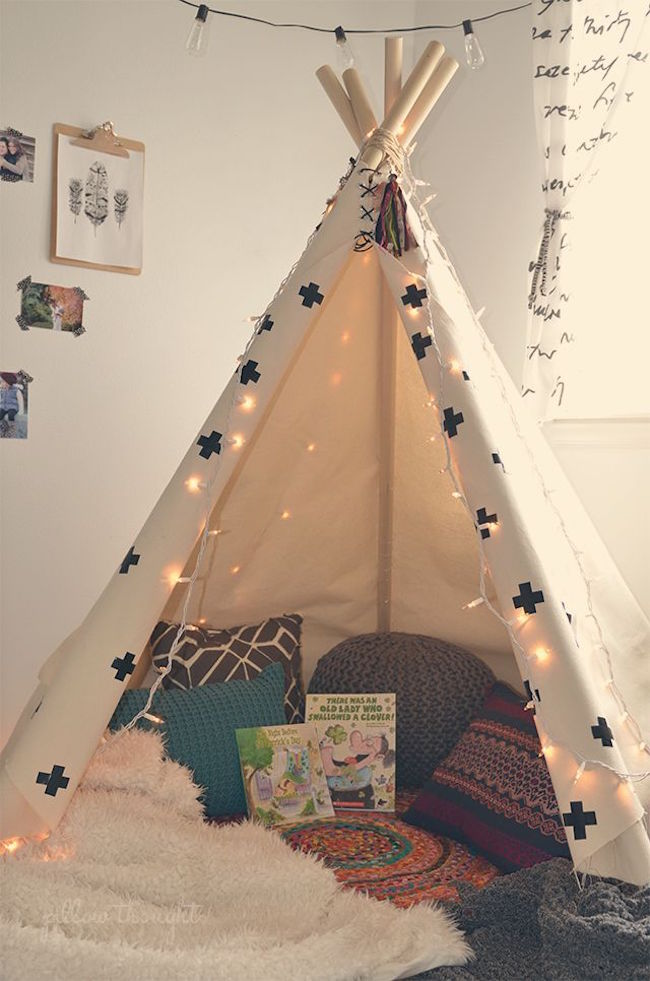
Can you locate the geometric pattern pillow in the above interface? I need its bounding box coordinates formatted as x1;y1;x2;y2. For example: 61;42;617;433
150;614;304;724
403;682;571;872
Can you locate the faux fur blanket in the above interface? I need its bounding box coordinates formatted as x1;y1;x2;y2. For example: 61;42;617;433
412;858;650;981
0;730;470;980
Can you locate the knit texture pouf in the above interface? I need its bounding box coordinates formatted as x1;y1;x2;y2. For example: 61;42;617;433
308;633;496;788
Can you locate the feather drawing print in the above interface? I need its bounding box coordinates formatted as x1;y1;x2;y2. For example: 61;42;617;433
68;178;83;222
84;160;109;234
113;188;129;229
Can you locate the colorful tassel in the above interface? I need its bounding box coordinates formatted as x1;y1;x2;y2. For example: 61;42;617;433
374;175;413;257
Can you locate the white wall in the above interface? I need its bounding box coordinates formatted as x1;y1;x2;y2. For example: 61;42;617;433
1;0;646;748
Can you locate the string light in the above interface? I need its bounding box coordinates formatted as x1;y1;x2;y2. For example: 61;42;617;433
185;3;210;56
449;359;461;374
331;372;343;386
237;394;256;412
230;565;241;575
227;433;245;449
402;152;650;797
178;0;532;41
143;712;164;725
574;762;586;784
462;597;485;610
306;442;316;452
452;491;463;499
280;509;291;520
462;19;485;69
185;476;206;493
341;331;350;344
208;528;223;537
334;25;355;72
534;646;550;663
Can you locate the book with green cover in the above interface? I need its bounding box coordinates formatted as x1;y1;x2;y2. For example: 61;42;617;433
235;722;335;828
305;693;396;812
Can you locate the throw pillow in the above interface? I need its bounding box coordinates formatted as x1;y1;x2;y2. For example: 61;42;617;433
150;614;304;724
403;682;571;871
108;661;286;818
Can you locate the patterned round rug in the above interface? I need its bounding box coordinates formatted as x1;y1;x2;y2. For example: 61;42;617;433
281;812;498;908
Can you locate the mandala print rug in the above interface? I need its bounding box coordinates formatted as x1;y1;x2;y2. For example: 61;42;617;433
282;793;498;909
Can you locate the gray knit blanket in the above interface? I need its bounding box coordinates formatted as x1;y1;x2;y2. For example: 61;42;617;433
412;859;650;981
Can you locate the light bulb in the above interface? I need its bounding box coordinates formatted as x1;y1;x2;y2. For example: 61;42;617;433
462;597;485;610
238;394;256;412
186;4;210;57
185;476;206;493
463;20;485;70
335;25;355;72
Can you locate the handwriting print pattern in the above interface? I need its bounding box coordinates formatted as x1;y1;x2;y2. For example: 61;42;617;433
522;0;648;417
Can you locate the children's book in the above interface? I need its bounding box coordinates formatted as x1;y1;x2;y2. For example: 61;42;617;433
305;693;397;812
235;723;335;828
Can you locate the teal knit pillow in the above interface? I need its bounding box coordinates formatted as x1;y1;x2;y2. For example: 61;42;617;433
109;661;286;817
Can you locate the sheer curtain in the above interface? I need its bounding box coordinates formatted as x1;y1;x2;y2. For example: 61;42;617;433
523;0;649;420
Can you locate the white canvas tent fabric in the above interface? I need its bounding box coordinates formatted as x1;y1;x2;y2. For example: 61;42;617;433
1;151;649;885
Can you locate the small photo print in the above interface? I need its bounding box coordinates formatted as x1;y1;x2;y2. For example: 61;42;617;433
1;128;35;183
0;371;31;439
17;278;87;335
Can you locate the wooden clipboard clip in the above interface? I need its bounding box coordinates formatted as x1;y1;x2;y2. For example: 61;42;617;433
69;121;130;158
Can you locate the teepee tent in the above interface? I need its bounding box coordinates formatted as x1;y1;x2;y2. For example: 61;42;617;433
1;40;649;885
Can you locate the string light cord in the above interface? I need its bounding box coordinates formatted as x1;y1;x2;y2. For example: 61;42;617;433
177;0;532;35
400;151;650;787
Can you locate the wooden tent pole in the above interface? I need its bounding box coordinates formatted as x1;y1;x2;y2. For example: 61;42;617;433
342;67;378;140
401;55;459;145
377;269;398;632
360;40;444;168
384;36;403;115
315;66;362;146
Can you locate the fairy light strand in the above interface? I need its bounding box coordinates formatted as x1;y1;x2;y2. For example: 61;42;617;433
121;181;333;732
400;150;650;785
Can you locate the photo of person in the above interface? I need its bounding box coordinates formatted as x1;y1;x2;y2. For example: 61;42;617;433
17;278;86;334
0;371;29;439
0;128;35;183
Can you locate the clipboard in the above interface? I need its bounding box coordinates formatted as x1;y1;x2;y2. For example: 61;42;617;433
51;122;145;275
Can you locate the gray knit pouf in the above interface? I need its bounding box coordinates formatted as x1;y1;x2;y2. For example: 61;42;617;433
308;632;496;788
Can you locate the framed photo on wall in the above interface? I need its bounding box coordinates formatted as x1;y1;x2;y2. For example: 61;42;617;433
51;122;144;275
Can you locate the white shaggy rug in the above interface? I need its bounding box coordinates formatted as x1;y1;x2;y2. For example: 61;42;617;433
0;729;470;980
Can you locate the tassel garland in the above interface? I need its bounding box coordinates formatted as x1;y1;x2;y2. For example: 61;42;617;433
374;175;413;257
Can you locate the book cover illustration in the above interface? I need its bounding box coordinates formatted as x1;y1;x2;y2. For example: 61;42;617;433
305;693;396;812
235;723;334;828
